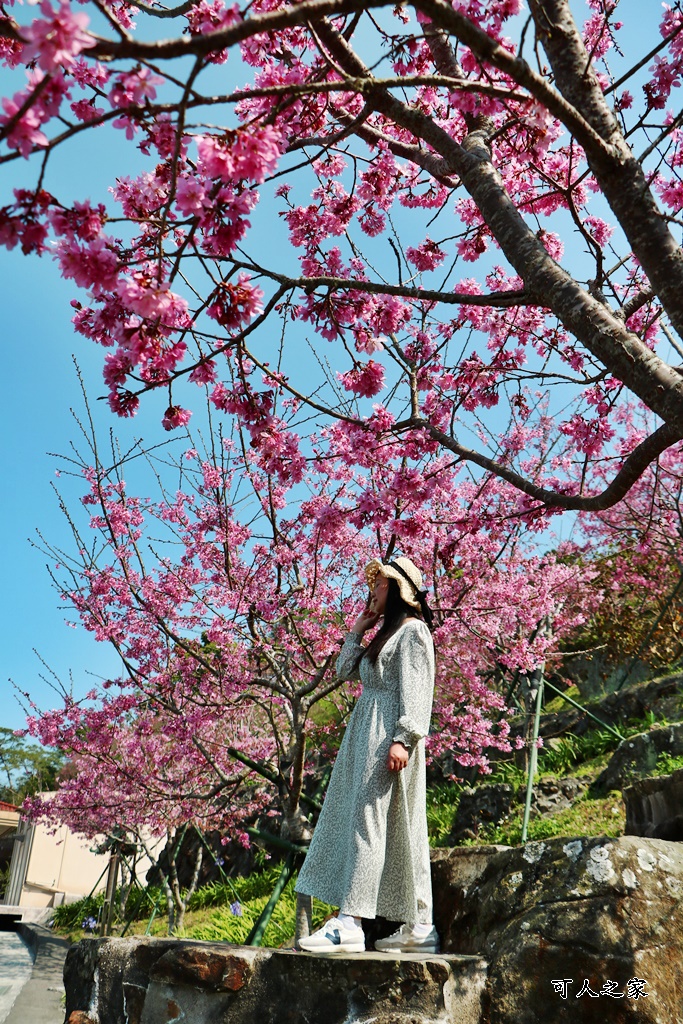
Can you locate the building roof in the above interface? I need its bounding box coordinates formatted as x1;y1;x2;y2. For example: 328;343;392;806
0;801;18;813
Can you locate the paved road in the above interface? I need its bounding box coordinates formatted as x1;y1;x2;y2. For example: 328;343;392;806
0;925;69;1024
0;932;33;1023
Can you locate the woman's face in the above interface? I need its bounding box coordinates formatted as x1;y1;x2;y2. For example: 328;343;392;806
370;574;389;615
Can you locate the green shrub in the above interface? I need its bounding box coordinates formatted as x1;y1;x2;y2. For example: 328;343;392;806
426;783;460;845
52;893;105;931
486;761;526;788
652;751;683;777
537;728;622;775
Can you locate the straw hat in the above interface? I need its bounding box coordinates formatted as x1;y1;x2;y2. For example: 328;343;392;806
365;556;426;611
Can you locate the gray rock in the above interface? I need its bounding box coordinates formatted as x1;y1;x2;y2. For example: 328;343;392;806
624;767;683;839
563;651;651;700
448;784;514;842
530;776;588;816
64;938;488;1024
432;835;683;1023
592;722;683;793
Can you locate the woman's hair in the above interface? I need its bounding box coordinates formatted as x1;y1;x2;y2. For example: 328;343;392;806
361;578;421;665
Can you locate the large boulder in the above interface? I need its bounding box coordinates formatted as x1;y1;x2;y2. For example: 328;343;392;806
431;836;683;1023
447;784;514;842
562;651;651;699
592;722;683;792
529;775;589;815
624;767;683;840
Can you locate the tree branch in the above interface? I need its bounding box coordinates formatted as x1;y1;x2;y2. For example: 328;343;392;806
83;0;391;60
229;261;533;308
525;0;683;343
412;0;613;156
311;16;683;435
414;418;683;512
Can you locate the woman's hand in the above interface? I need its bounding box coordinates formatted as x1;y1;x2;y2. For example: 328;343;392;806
387;742;409;772
351;597;380;635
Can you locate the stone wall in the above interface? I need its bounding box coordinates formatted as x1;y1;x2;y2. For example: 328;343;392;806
64;939;487;1024
624;767;683;839
64;837;683;1024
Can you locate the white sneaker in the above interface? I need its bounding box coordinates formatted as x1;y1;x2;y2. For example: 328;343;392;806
374;923;440;953
298;917;365;953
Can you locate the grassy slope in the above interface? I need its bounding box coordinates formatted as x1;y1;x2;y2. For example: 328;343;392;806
427;674;683;847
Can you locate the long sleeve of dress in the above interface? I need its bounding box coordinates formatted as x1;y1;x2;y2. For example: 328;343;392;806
392;623;435;751
336;632;363;680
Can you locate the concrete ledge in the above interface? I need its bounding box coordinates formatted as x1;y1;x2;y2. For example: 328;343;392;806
64;936;488;1024
0;905;54;925
5;923;70;1024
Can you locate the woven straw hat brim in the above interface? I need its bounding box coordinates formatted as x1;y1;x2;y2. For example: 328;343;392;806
364;558;423;611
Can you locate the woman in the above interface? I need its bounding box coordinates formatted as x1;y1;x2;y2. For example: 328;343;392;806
296;555;438;954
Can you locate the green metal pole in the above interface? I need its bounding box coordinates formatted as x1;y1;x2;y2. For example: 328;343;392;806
521;665;545;845
245;826;308;855
144;893;164;936
542;678;624;740
245;852;296;947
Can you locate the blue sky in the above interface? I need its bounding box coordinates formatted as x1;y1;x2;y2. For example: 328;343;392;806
0;249;168;731
0;0;669;732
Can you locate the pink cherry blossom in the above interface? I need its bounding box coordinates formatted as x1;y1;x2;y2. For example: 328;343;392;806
338;360;386;397
161;405;192;431
406;239;446;272
21;0;95;72
0;95;48;157
206;274;263;328
0;0;681;559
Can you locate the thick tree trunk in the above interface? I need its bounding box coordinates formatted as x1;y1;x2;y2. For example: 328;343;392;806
313;15;683;438
528;0;683;342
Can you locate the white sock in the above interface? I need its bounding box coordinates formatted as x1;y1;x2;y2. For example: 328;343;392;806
412;922;433;937
337;912;361;930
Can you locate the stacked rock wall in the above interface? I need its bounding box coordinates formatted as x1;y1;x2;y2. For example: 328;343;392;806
64;939;487;1024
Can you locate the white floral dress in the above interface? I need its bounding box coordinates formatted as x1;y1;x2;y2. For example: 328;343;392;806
295;618;435;925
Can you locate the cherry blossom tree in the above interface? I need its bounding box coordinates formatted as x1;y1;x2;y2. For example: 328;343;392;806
571;405;683;676
3;0;683;516
22;397;593;931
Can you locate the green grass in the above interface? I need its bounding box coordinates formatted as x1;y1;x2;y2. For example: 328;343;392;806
51;867;334;947
427;782;461;845
185;876;333;947
460;792;625;847
425;703;678;849
651;751;683;777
